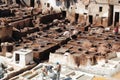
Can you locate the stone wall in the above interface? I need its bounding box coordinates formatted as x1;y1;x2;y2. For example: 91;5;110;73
49;53;78;68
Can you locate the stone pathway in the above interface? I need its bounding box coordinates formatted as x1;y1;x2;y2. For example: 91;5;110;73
10;62;120;80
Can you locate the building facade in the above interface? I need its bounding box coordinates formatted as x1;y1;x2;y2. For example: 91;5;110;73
8;0;120;27
59;0;120;27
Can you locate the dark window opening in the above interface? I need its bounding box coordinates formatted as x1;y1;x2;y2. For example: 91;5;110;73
84;13;87;15
99;7;103;12
96;14;99;16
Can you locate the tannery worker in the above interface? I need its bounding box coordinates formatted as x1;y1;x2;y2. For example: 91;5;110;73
47;65;57;80
54;62;61;80
114;25;119;35
41;66;48;80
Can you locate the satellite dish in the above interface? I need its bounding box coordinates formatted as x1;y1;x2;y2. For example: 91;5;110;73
82;0;90;6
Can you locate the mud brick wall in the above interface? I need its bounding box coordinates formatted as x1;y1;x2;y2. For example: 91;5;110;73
78;14;86;24
67;12;75;23
13;27;39;40
10;18;32;28
40;13;63;24
102;18;108;27
0;26;13;40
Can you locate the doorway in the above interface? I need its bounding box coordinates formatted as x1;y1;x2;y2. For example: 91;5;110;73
16;54;20;63
89;15;93;24
16;0;20;5
62;11;66;18
108;5;114;26
65;0;70;9
114;12;119;26
30;0;35;7
75;13;79;23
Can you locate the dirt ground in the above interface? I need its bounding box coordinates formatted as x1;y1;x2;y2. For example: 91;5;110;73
113;72;120;79
92;77;107;80
92;72;120;80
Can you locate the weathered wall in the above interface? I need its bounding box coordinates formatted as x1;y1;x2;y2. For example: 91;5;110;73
39;0;120;26
10;18;31;28
88;3;109;17
86;2;109;27
113;5;120;25
66;1;109;26
40;13;62;24
0;26;13;40
49;53;103;68
96;0;120;4
49;53;78;68
40;0;62;13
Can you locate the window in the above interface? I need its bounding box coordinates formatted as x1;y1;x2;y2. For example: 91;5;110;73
96;14;99;16
99;7;103;12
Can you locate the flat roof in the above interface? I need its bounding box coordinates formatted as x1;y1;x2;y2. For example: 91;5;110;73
14;49;32;55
